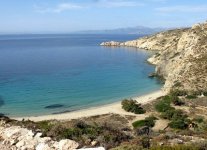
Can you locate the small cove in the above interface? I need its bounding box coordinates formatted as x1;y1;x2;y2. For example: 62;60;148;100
0;34;162;117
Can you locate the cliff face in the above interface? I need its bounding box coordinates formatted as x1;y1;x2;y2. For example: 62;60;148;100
101;22;207;93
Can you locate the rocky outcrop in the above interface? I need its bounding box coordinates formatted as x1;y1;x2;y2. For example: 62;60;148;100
0;121;105;150
100;41;121;46
101;22;207;93
0;124;79;150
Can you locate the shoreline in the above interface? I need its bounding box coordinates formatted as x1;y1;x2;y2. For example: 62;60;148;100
13;90;165;122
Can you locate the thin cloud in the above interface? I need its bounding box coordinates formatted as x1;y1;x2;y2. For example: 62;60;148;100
156;5;207;13
35;3;83;13
153;0;167;2
95;0;144;8
35;0;144;13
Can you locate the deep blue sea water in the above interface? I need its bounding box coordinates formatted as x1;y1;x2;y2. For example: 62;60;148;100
0;34;162;117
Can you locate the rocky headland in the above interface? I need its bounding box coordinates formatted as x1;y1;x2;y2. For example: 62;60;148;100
101;22;207;94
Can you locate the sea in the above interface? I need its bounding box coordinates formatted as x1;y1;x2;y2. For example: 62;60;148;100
0;34;162;117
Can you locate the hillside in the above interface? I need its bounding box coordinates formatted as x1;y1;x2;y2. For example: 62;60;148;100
101;22;207;94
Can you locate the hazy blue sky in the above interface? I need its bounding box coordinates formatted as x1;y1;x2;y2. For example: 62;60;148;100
0;0;207;33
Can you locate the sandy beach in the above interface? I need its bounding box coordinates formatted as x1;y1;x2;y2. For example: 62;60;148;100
14;90;164;122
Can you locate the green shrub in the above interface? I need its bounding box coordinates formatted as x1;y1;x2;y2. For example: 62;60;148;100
141;136;150;149
160;107;190;130
121;99;146;114
37;121;54;132
160;108;175;120
186;95;197;99
170;90;187;97
171;97;184;106
162;108;191;129
161;109;187;121
171;109;188;120
155;94;191;130
193;116;204;123
168;118;190;129
132;116;157;128
61;128;82;139
162;95;172;102
155;96;172;112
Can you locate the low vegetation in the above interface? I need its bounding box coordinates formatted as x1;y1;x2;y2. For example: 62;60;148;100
154;93;191;130
149;145;200;150
171;97;185;106
37;120;132;148
204;92;207;96
192;116;204;124
0;115;133;149
112;144;205;150
121;99;146;114
168;117;190;130
155;95;172;112
132;116;157;128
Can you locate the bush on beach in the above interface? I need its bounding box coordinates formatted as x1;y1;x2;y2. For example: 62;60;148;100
121;99;146;114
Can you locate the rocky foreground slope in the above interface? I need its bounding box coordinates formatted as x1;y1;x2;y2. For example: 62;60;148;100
101;22;207;93
0;126;77;150
0;119;104;150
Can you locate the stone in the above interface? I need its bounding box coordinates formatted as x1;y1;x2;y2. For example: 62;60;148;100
36;143;51;150
136;126;151;136
38;137;51;143
78;148;105;150
159;142;164;146
91;140;98;146
16;140;25;148
10;139;18;145
170;139;184;145
57;139;79;150
35;133;43;138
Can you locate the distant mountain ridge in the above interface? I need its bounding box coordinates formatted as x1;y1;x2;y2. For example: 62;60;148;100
76;26;167;34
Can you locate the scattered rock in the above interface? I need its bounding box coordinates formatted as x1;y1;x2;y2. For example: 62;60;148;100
148;73;157;78
0;125;79;150
135;126;151;136
36;143;51;150
169;139;184;145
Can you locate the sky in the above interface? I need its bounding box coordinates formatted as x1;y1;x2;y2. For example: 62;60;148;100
0;0;207;34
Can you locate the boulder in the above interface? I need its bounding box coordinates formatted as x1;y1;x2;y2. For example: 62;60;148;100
36;143;51;150
56;139;79;150
78;147;105;150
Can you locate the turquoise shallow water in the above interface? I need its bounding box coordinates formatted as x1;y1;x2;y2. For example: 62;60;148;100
0;34;162;117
